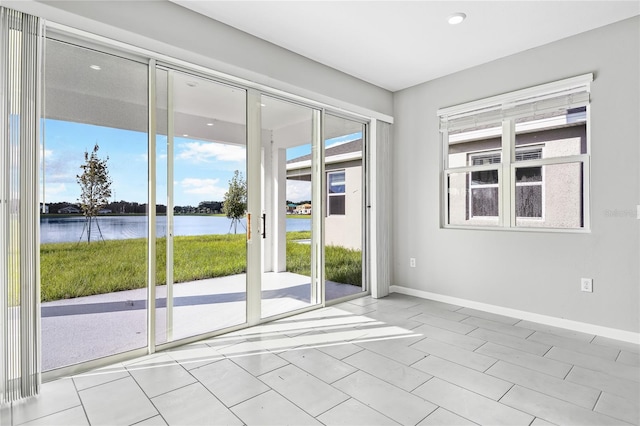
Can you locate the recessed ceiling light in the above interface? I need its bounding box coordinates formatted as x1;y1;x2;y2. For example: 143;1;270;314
183;134;188;137
260;103;266;107
89;65;101;71
206;122;214;126
448;13;466;25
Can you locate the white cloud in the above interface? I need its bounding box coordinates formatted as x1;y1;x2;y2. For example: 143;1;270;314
43;183;67;195
40;147;79;184
286;180;311;203
179;177;227;200
41;148;53;159
45;172;76;184
39;146;54;168
176;142;245;163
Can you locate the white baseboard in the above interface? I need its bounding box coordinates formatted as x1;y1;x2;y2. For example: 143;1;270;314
389;285;640;345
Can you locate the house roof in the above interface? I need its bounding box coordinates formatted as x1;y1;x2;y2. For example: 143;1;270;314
287;139;362;164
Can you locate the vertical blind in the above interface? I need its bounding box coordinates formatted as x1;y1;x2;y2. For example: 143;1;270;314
0;6;43;403
373;120;391;298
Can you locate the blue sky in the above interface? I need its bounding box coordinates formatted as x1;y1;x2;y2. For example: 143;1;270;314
285;133;358;161
41;119;360;206
42;120;150;204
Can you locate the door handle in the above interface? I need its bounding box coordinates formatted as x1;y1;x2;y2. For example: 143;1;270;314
247;213;251;241
262;213;266;239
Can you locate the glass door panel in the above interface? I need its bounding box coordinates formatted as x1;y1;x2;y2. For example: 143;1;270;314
156;70;247;344
260;96;319;318
40;39;149;370
324;114;366;301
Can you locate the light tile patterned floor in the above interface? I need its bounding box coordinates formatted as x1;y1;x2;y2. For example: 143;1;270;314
3;293;639;425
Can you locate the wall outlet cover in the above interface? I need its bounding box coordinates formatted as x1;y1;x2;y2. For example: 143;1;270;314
581;278;593;292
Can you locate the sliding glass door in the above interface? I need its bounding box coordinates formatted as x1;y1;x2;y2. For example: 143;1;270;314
259;96;321;319
323;114;367;301
40;36;369;375
156;70;248;344
40;39;149;371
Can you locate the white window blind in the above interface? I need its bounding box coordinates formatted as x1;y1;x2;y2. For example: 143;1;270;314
439;74;592;133
0;6;43;403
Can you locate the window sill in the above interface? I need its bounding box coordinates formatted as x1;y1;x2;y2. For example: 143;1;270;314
442;224;591;234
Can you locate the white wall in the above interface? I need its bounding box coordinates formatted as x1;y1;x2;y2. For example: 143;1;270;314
392;17;639;334
5;0;392;118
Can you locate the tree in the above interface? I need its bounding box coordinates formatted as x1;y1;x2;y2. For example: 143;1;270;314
222;170;247;234
77;143;112;243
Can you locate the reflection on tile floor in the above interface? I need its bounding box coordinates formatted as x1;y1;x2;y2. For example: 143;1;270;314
4;293;640;425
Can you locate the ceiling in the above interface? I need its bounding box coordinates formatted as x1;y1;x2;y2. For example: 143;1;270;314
44;38;359;146
171;1;640;92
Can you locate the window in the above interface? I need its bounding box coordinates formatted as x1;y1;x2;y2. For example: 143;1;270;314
327;170;346;215
469;153;499;218
440;74;591;230
514;148;543;218
468;148;543;219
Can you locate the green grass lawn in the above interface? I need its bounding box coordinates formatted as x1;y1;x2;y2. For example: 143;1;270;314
40;232;361;302
285;232;362;287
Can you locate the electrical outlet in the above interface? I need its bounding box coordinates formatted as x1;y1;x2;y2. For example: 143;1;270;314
409;258;416;268
581;278;593;292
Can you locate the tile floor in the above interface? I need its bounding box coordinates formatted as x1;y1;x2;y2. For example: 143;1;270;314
2;293;639;425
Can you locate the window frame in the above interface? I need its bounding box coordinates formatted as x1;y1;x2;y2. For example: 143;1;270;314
466;147;546;221
327;169;346;216
468;151;500;219
515;172;544;220
513;146;544;221
440;74;592;232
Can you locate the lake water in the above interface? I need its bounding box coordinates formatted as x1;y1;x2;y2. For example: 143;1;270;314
40;215;311;244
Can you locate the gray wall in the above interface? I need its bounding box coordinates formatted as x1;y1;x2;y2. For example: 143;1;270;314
6;0;392;117
392;17;639;333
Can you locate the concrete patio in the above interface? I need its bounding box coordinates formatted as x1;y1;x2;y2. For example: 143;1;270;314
41;273;363;371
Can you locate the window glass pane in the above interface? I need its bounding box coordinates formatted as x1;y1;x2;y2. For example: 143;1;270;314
447;171;500;226
516;166;542;183
447;124;501;168
324;114;364;301
471;169;499;185
516;186;543;217
329;195;346;215
515;107;587;158
471;188;499;216
515;162;584;229
515;165;543;218
328;171;346;194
